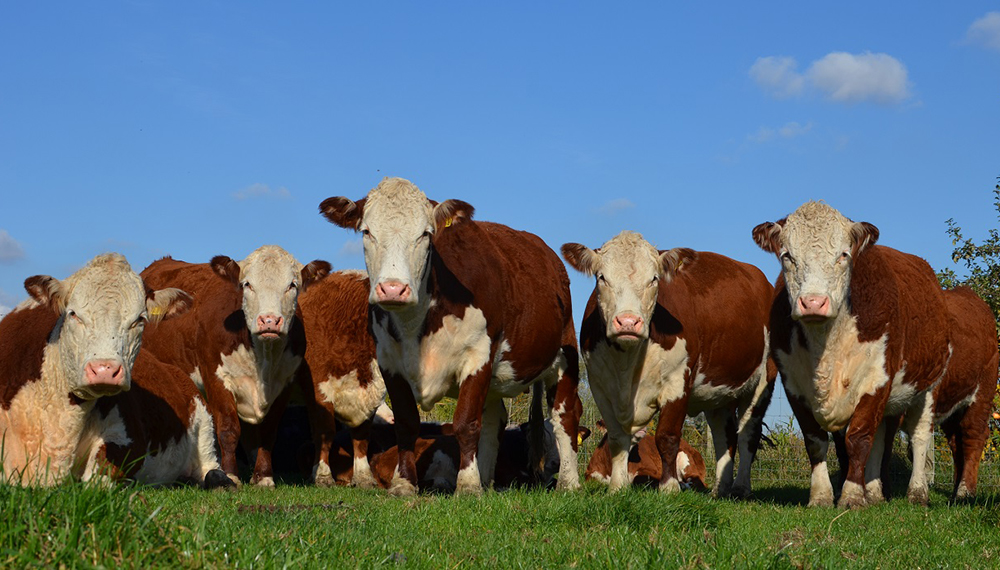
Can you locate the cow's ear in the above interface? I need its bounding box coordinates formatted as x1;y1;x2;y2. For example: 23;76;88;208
850;221;879;255
561;243;600;276
210;256;241;285
146;288;193;323
432;199;475;233
301;260;332;290
319;197;367;231
660;248;697;281
24;275;64;314
752;219;785;253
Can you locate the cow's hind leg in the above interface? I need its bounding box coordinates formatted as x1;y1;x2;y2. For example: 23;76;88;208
901;392;934;506
476;396;507;489
703;406;738;498
732;365;775;498
546;344;582;491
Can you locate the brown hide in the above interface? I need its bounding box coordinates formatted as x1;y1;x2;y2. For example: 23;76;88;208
140;257;307;483
934;286;999;498
0;303;60;410
586;434;707;490
295;270;383;486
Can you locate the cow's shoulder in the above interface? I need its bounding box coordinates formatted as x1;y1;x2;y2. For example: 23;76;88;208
0;303;59;409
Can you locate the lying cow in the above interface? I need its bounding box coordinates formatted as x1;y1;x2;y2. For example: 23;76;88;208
320;177;582;495
0;253;228;488
562;231;775;497
586;429;707;491
295;269;386;488
753;201;951;507
140;245;330;486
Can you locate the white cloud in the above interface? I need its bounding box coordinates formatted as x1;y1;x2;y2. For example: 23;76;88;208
596;198;635;216
0;230;25;263
338;239;363;257
0;288;18;318
750;51;912;105
232;183;291;200
748;122;813;144
807;52;911;104
966;12;1000;51
749;56;805;98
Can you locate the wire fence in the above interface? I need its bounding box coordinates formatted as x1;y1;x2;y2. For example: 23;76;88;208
420;381;1000;494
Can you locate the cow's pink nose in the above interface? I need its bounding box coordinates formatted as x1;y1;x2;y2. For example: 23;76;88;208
797;295;831;318
85;360;125;387
375;281;411;304
612;314;644;336
257;314;284;334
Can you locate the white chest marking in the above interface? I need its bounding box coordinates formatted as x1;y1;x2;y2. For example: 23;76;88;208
585;338;689;433
373;307;491;411
318;359;387;427
216;343;301;424
778;315;890;432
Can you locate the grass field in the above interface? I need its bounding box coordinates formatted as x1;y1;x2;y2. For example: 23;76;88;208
4;478;999;569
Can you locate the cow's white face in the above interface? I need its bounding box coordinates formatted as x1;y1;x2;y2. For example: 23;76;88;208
211;245;330;340
320;177;474;311
562;231;695;345
753;201;878;323
25;253;192;400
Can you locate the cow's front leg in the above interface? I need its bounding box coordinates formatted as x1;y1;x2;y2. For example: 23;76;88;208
787;391;833;507
383;371;420;496
349;419;377;489
702;406;737;497
248;388;292;488
452;363;493;496
839;389;889;509
206;376;242;487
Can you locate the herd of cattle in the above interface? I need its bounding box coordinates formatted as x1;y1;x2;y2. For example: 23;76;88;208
0;177;996;509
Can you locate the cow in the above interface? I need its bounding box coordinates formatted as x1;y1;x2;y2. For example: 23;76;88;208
586;429;707;491
753;201;951;508
319;176;582;496
0;253;227;487
562;231;775;497
294;269;387;488
79;348;235;489
874;286;998;501
140;245;331;486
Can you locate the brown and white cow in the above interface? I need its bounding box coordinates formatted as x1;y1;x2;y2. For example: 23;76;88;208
140;245;331;486
320;177;582;495
586;430;707;491
295;269;386;488
79;348;235;489
879;286;998;501
562;231;775;497
0;253;226;487
753;201;951;507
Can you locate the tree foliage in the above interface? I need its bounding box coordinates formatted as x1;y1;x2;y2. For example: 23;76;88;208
937;177;1000;323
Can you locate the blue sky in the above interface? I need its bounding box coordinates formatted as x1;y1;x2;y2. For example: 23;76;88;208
2;4;998;355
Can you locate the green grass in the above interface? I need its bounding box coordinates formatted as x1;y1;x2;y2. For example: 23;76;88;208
3;480;998;569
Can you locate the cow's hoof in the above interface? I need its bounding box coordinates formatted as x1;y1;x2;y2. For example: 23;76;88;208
314;473;335;488
954;482;972;501
556;477;580;492
662;478;682;495
251;476;276;488
351;472;378;490
731;484;752;500
807;488;834;507
388;477;417;497
864;480;886;505
907;486;929;506
454;482;484;497
837;481;867;509
204;469;238;491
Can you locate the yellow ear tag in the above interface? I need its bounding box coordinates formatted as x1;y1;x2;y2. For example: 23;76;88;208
150;307;163;317
577;434;583;446
444;218;454;228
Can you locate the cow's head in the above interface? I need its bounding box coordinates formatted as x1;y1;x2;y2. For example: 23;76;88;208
753;201;878;323
24;253;192;400
562;231;696;345
211;245;331;341
319;177;473;310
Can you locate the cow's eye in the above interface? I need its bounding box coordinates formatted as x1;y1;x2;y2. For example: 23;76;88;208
130;316;146;330
287;282;298;292
650;275;659;285
68;310;83;324
242;282;253;291
780;252;795;266
597;274;606;284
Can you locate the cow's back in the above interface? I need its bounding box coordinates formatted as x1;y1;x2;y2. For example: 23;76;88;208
140;258;244;369
656;251;772;383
